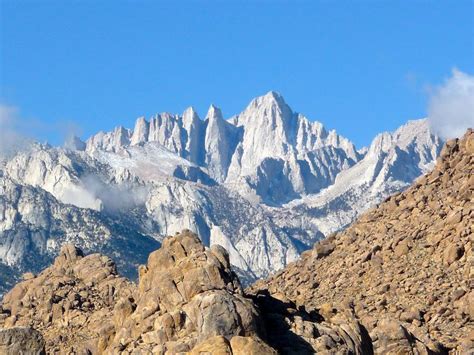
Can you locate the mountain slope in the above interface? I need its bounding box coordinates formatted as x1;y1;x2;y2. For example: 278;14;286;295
0;92;442;292
250;129;474;353
274;119;442;239
0;174;160;286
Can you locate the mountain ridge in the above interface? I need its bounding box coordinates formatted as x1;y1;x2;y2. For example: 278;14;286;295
0;92;442;291
250;128;473;353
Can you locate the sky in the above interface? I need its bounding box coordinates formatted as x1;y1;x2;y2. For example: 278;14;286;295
1;0;473;148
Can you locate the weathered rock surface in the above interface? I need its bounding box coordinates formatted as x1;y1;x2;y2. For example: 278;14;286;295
0;231;374;354
106;231;263;354
0;243;133;353
0;327;45;355
250;129;474;354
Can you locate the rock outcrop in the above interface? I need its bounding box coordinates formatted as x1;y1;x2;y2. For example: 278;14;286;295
0;243;133;353
250;129;474;353
0;231;373;354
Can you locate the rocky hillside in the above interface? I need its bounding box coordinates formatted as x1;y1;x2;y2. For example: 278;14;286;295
1;231;380;354
250;129;474;353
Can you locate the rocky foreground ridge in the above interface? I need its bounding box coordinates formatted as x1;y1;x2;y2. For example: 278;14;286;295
0;130;471;354
1;230;376;354
250;129;474;353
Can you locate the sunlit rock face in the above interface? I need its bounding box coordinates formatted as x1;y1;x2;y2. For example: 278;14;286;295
0;92;442;290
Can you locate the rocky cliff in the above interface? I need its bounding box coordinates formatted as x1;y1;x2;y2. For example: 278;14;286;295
250;129;474;353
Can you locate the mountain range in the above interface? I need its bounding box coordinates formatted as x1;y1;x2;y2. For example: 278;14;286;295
1;129;471;354
0;92;443;292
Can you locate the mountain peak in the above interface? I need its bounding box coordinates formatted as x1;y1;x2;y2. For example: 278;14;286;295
206;104;224;121
183;106;199;117
265;90;283;100
252;91;287;108
64;135;86;151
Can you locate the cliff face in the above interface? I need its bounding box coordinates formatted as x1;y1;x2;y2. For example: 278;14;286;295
250;129;474;353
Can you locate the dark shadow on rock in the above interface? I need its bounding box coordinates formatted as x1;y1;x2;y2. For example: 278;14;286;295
249;289;375;355
249;289;319;354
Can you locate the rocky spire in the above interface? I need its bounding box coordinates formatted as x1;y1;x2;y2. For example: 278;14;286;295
204;104;236;182
130;116;150;145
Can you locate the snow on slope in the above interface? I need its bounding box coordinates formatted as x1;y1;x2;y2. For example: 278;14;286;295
274;119;442;237
0;92;442;292
87;92;361;205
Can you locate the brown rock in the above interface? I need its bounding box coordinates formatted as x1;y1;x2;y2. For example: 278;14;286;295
372;318;430;354
230;336;277;355
394;239;410;256
189;335;232;354
314;240;335;258
446;210;462;225
0;327;45;355
443;244;464;265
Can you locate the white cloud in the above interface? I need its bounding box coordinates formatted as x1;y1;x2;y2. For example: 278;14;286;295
427;68;474;140
0;103;85;158
72;173;149;213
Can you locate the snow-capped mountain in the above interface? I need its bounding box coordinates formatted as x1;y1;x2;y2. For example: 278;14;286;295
87;92;360;205
0;92;442;292
273;119;442;239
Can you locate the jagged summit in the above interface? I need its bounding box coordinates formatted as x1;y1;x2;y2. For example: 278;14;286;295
205;104;223;121
0;92;443;296
85;92;360;203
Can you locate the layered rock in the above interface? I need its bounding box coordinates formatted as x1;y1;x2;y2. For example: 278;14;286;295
250;129;474;353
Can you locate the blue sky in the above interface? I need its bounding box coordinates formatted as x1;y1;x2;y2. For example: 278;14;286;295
1;0;473;147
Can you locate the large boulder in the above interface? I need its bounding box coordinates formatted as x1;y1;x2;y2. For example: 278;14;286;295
106;230;265;353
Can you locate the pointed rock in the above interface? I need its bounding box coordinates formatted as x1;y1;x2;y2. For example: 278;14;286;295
130;116;150;145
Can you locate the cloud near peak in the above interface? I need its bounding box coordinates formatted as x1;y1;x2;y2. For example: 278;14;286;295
427;68;474;140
